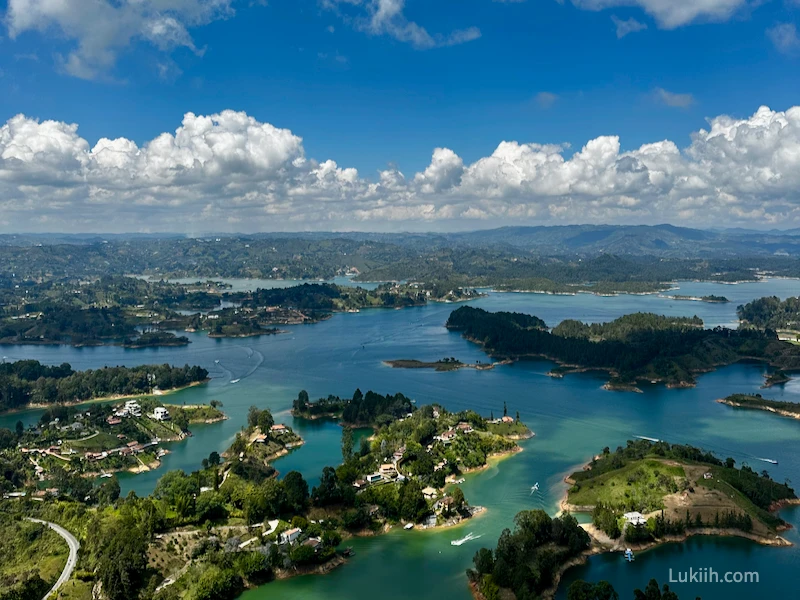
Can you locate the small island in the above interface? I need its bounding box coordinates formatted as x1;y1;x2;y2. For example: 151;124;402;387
718;393;800;421
384;357;508;372
763;369;791;387
122;331;191;348
446;306;800;390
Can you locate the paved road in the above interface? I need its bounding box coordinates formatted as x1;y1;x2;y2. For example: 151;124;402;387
26;518;80;600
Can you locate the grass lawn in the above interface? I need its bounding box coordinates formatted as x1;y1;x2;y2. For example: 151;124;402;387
568;459;685;513
65;432;121;452
487;421;531;437
56;579;94;600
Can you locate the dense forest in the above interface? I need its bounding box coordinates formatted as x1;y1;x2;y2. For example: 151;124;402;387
0;360;208;412
467;509;590;600
292;389;415;426
447;307;800;387
738;296;800;331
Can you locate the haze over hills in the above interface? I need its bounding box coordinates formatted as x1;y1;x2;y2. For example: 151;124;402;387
2;225;800;258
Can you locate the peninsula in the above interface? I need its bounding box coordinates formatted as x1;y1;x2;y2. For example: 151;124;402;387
446;306;800;390
717;393;800;421
0;360;209;414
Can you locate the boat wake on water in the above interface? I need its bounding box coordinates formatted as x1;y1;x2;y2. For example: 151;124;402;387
451;532;481;546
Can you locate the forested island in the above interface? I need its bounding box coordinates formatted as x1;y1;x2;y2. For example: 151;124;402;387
464;439;795;600
718;393;800;420
384;358;506;372
446;306;800;390
0;360;209;413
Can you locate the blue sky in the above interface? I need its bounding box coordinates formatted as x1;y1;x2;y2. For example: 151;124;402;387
1;0;800;232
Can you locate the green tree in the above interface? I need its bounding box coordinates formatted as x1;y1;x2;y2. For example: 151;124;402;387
341;426;354;462
283;471;309;514
208;451;221;467
257;409;275;433
96;523;149;600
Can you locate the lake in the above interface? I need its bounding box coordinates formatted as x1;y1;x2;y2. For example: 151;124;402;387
3;278;800;600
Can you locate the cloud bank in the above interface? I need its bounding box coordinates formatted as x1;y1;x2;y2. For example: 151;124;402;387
2;106;800;232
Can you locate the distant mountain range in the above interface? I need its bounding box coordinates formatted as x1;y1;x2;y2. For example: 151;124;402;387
2;224;800;258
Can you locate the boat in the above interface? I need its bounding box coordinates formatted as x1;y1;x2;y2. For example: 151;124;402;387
634;435;661;442
624;548;635;562
451;532;481;546
99;473;112;479
230;379;240;384
530;482;539;495
342;547;355;557
404;523;414;530
214;359;220;364
757;457;779;465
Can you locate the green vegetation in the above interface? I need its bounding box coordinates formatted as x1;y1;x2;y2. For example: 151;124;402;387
447;306;800;388
567;439;795;542
123;332;190;348
467;509;590;600
292;389;415;426
738;296;800;330
568;459;685;513
0;359;208;412
719;393;800;418
567;578;690;600
0;515;69;600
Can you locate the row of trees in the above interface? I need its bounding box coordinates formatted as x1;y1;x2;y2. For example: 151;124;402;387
0;360;208;411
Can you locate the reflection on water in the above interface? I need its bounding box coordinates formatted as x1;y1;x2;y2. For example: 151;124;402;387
3;279;800;600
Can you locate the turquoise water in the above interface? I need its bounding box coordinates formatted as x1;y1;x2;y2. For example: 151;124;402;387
3;279;800;599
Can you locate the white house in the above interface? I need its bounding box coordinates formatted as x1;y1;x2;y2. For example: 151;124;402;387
623;511;647;527
152;407;170;421
279;527;302;545
124;400;142;417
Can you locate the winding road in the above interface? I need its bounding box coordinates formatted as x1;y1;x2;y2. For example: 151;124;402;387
26;518;80;600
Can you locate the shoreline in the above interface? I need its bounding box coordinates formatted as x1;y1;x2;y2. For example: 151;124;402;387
1;380;210;416
716;397;800;421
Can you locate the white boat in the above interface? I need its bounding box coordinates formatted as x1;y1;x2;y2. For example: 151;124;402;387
214;359;220;364
404;523;414;530
451;532;481;546
530;482;539;495
230;379;240;384
757;457;778;465
99;473;112;479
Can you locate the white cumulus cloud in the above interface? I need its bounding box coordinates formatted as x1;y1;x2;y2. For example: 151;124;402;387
3;105;800;231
